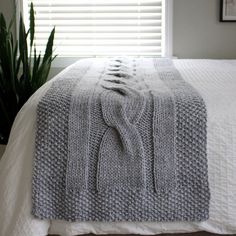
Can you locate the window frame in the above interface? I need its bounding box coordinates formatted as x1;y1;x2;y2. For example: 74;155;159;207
16;0;173;68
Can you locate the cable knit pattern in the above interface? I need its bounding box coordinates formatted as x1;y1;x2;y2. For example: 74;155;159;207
98;76;147;191
32;58;210;222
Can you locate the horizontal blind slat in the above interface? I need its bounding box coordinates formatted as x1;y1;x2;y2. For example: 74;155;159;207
36;46;162;52
35;13;162;20
31;1;162;7
35;33;162;39
35;20;162;26
36;26;162;33
34;6;162;14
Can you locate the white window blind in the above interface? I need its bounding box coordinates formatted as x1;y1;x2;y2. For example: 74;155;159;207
23;0;167;57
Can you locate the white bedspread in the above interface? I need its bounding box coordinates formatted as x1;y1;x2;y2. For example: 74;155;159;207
0;59;236;236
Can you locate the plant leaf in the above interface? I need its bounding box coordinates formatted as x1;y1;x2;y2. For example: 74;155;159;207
29;2;35;48
19;14;30;80
43;27;55;63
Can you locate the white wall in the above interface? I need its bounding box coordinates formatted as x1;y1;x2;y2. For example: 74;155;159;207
0;0;15;35
0;0;14;21
173;0;236;59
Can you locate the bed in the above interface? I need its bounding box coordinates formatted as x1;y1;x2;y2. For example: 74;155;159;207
0;58;236;236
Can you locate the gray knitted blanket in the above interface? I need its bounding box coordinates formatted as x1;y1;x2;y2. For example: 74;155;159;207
32;58;210;222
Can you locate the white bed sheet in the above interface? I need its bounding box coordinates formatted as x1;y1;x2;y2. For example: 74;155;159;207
0;59;236;236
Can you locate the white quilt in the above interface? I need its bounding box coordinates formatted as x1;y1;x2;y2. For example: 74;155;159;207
0;59;236;236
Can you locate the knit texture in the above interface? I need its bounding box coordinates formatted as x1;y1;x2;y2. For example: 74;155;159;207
32;58;210;222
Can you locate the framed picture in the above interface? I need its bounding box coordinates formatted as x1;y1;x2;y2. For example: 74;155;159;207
220;0;236;22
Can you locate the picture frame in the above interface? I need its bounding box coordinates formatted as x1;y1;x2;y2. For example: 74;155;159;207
220;0;236;22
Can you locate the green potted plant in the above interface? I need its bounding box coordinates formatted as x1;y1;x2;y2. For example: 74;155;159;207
0;2;56;145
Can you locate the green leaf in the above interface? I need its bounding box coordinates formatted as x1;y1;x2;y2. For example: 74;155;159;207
19;14;29;79
0;13;7;31
43;27;55;63
29;2;35;48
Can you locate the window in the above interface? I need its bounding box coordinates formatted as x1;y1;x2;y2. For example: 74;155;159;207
18;0;172;58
